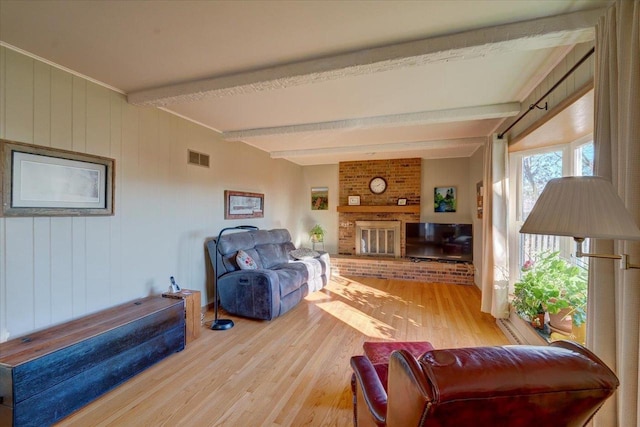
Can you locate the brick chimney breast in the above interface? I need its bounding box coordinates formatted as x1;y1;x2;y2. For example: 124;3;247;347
338;158;421;256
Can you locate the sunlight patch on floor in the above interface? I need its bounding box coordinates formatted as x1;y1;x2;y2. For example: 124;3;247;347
325;275;402;303
315;300;395;339
305;291;332;301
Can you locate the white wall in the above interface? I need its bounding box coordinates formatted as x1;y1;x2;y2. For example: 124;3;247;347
300;164;339;254
0;47;305;341
421;157;473;224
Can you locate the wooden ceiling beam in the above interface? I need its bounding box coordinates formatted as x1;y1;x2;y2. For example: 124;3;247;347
127;9;601;107
222;103;520;140
269;137;486;159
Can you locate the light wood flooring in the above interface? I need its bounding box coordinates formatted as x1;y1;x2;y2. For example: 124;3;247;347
56;275;508;426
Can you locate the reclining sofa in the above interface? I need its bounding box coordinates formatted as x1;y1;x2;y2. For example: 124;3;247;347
207;228;330;320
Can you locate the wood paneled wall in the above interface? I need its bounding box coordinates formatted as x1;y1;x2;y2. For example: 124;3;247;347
499;42;595;141
0;46;305;341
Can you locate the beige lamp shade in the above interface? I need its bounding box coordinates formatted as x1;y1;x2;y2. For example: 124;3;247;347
520;176;640;240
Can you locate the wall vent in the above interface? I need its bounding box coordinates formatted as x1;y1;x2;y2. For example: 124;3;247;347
188;150;210;167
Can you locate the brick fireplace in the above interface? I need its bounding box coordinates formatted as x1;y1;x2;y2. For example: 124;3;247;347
335;157;474;286
338;158;421;256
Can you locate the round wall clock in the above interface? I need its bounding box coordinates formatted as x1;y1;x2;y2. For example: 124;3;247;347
369;176;387;194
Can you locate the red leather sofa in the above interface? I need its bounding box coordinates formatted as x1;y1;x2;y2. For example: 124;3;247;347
350;340;619;427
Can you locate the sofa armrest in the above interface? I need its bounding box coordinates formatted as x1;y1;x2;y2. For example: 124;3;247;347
217;269;281;320
350;356;387;426
386;350;433;426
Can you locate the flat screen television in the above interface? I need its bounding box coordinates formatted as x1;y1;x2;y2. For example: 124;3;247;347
405;223;473;262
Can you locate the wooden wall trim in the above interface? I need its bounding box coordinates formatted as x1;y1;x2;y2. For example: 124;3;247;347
509;80;594;152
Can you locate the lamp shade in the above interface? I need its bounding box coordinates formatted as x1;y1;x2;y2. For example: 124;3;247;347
520;176;640;240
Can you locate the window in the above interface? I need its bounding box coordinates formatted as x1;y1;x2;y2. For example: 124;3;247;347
518;148;564;265
508;136;593;343
576;142;595;177
509;136;594;282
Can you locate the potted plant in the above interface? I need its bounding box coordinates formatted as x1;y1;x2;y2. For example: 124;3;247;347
309;224;325;243
542;254;588;342
512;251;588;333
512;259;552;330
538;252;587;326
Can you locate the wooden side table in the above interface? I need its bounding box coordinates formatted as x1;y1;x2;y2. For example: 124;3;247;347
162;289;201;344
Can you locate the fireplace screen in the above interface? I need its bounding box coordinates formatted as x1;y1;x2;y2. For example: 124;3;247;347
356;221;401;257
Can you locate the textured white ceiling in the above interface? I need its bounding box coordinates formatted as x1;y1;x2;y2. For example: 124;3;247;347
0;0;610;165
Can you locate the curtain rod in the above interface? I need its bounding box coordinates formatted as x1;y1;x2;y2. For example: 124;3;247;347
498;46;595;139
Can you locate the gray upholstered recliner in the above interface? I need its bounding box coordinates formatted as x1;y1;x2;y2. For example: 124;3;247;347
206;228;330;320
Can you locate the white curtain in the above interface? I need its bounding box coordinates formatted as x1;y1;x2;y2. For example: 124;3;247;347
480;134;510;318
590;1;640;425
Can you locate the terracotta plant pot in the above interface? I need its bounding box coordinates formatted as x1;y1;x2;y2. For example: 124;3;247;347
530;313;545;330
549;308;572;333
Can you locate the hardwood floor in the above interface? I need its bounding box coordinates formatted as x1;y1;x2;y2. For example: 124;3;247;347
56;275;508;426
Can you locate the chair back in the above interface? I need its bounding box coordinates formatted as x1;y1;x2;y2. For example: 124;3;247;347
385;341;619;427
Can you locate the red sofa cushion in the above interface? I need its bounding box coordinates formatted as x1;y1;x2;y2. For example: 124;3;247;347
363;341;434;365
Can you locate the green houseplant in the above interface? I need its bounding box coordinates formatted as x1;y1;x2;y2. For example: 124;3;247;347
512;251;588;329
309;224;325;243
512;259;549;329
543;258;588;327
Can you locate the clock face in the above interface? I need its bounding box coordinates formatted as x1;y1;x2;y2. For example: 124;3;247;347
369;177;387;194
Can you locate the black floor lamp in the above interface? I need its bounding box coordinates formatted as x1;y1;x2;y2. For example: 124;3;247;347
211;225;259;330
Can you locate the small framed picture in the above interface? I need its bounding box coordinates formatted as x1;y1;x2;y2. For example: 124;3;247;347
224;190;264;219
434;186;457;212
348;195;361;206
311;186;328;210
397;198;407;206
